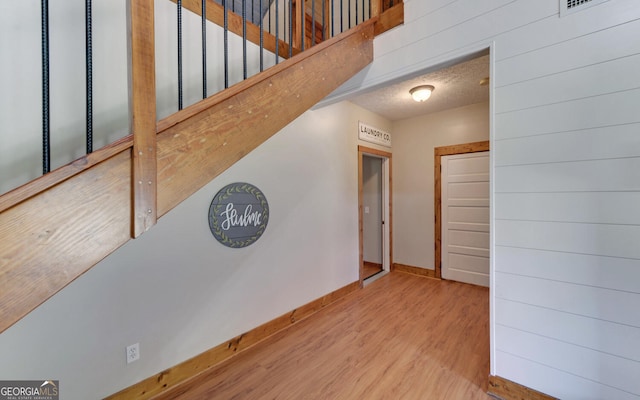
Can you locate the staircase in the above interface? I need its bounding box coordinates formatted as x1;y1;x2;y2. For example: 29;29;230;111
0;0;399;335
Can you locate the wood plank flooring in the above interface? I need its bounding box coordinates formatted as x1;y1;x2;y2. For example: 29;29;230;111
153;272;491;400
363;261;383;280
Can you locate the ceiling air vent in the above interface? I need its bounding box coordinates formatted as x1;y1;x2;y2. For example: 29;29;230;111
560;0;608;16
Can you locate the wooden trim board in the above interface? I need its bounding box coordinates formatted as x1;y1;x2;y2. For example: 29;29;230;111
434;140;489;279
0;136;133;214
393;263;436;279
488;375;557;400
0;150;133;334
129;0;158;237
374;2;404;36
106;281;360;400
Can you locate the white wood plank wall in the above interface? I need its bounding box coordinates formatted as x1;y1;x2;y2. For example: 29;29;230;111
326;0;640;398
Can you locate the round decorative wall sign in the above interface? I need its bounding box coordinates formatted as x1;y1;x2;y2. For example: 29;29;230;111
208;182;269;248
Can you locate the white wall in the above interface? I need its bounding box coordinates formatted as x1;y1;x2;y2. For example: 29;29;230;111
392;102;489;270
323;0;640;398
0;100;379;399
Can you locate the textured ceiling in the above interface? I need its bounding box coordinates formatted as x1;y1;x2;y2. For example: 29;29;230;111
348;54;490;121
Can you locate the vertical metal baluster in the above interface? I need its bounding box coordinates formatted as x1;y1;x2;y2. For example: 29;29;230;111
259;0;264;71
275;0;279;64
322;0;325;41
177;0;183;110
41;0;50;173
243;0;247;79
86;0;93;153
330;0;334;37
368;0;371;19
312;0;315;46
253;0;257;25
288;0;293;57
268;1;271;35
301;0;305;51
340;0;343;33
224;0;229;88
355;0;358;27
202;0;207;99
348;0;351;29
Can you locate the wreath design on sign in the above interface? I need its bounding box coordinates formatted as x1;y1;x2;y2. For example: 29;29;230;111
208;182;269;248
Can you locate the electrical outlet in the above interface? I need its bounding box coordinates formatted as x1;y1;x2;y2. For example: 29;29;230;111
126;343;140;364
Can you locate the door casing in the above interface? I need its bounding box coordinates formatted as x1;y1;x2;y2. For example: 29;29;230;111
358;145;392;287
434;141;489;279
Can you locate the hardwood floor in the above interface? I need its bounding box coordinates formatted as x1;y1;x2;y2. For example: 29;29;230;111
154;272;491;400
363;261;383;280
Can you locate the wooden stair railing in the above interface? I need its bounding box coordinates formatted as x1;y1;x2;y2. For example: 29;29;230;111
173;0;404;58
0;19;375;335
173;0;302;60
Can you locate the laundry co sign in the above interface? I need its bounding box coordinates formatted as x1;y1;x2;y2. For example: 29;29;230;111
208;182;269;248
358;121;391;147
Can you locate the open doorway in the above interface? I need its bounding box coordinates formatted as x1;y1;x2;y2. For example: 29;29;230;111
363;155;383;279
358;146;392;286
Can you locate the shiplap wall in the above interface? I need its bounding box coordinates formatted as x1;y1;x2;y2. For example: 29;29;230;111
326;0;640;398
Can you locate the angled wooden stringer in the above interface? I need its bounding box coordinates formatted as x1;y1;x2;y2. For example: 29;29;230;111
0;19;375;335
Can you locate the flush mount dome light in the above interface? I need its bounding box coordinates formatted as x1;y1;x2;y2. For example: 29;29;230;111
410;85;435;102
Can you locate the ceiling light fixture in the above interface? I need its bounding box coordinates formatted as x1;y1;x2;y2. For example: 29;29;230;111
410;85;435;102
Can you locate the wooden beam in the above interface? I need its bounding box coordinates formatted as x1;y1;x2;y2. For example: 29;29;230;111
371;0;381;18
173;0;300;60
374;2;404;36
129;0;157;238
106;281;360;400
0;151;132;334
292;0;302;49
0;136;133;214
155;19;376;216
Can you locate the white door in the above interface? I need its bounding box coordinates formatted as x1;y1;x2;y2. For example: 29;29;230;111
441;151;490;287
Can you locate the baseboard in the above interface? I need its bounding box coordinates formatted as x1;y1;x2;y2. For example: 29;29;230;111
393;263;436;278
488;375;557;400
107;281;360;400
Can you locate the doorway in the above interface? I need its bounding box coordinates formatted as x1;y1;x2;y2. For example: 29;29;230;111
358;146;392;286
434;141;490;283
441;151;490;286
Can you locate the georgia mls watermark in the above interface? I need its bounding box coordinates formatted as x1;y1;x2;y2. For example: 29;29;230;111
0;381;58;400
